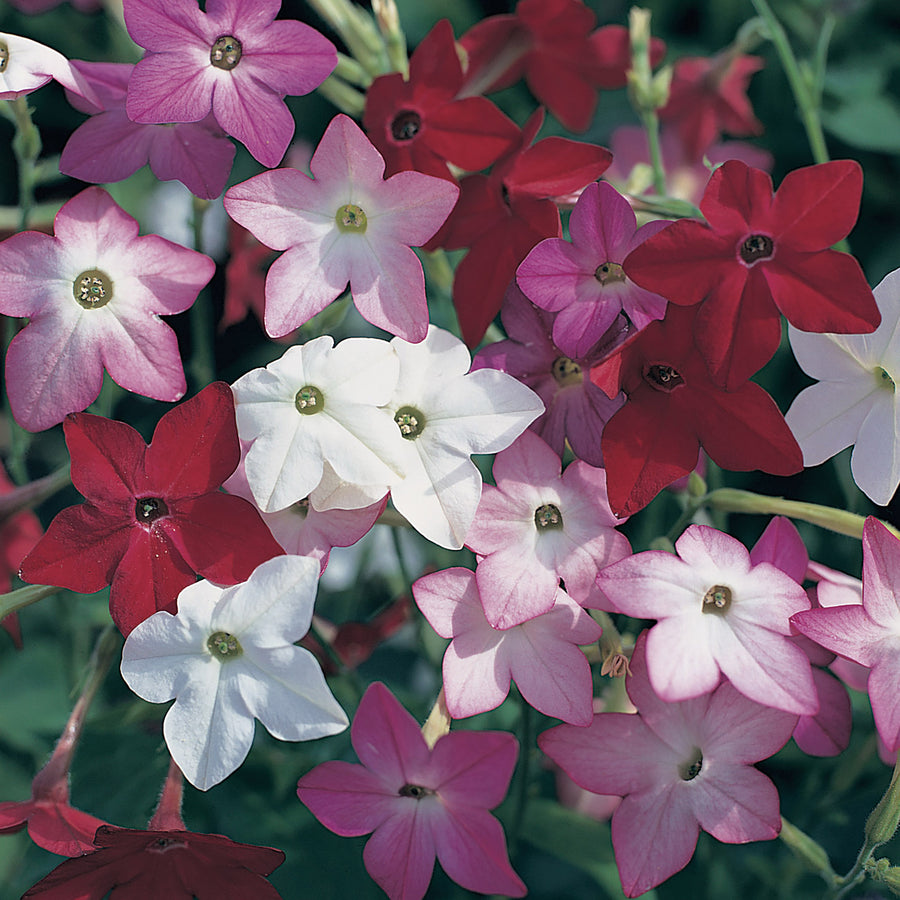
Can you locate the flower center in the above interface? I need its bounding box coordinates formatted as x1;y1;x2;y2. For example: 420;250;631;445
678;748;703;781
207;631;242;658
295;386;324;415
147;836;188;853
399;783;434;799
594;261;626;285
390;110;422;141
135;497;168;524
292;498;311;516
876;367;896;391
739;233;774;265
0;41;8;73
534;503;563;530
551;356;583;388
702;584;732;615
395;406;425;439
643;363;684;392
73;269;113;309
210;35;242;70
335;203;368;233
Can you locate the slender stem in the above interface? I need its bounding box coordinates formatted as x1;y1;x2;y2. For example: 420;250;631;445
316;75;367;117
2;315;31;484
0;584;60;621
8;97;41;231
188;198;215;389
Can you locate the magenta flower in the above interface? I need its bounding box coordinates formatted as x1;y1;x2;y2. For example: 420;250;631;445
123;0;336;168
540;633;797;897
61;61;235;199
0;187;213;432
596;523;818;714
296;682;526;900
792;518;900;752
412;567;601;724
225;115;458;342
465;430;630;628
473;283;626;468
517;180;668;358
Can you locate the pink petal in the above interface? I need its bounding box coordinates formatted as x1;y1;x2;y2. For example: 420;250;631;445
861;518;900;627
363;806;435;900
749;516;808;584
689;765;781;842
645;615;722;700
148;121;235;199
126;53;213;124
370;170;460;248
868;657;900;751
429;731;518;808
241;19;336;97
123;0;209;51
793;668;851;757
59;110;155;185
790;604;889;668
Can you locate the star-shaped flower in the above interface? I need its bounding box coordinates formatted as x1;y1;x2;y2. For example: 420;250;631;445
297;681;526;900
785;266;900;506
224;114;458;342
0;187;214;432
123;0;336;167
121;554;348;790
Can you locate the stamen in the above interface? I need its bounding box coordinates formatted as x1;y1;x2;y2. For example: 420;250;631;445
206;631;242;659
210;35;242;70
399;783;434;799
702;584;732;614
390;110;422;141
395;406;425;439
876;367;895;391
73;269;113;309
295;386;324;415
678;748;703;781
739;233;774;265
534;503;563;530
644;364;684;392
594;261;626;285
335;204;368;233
135;497;169;524
551;356;583;387
0;41;8;74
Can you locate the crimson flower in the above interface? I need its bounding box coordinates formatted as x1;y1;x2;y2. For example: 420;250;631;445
623;159;880;388
459;0;665;132
590;304;802;517
19;383;283;636
435;108;611;346
23;825;285;899
363;19;518;181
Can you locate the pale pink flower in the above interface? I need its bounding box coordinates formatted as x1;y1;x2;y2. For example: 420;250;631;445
0;31;97;102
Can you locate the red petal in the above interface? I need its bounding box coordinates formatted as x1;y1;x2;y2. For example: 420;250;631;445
458;16;528;95
426;97;519;171
408;19;464;89
435;174;504;250
504;136;611;198
699;159;774;235
524;54;597;132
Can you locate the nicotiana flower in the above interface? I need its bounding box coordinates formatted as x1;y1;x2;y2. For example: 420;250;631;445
413;567;601;724
123;0;336;168
385;326;544;549
231;335;406;514
19;383;283;636
786;267;900;506
297;682;526;900
121;554;348;790
61;61;235;200
465;430;630;628
0;31;98;102
0;187;214;432
517;180;668;359
225;114;458;342
791;518;900;753
596;523;818;714
540;633;797;897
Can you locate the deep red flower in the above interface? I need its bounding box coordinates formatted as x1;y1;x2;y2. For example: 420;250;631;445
659;52;764;162
363;19;518;181
623;159;880;388
435;108;611;346
590;304;803;517
459;0;665;132
19;382;283;636
220;220;278;334
23;825;285;899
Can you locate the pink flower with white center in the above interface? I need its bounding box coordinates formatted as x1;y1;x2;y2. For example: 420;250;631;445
123;0;336;168
0;187;213;432
465;429;630;629
792;517;900;752
297;682;526;900
0;31;97;102
224;114;458;342
516;180;668;359
596;523;818;714
540;633;797;897
412;567;601;725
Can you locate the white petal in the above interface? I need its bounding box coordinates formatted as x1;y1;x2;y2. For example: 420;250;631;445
851;393;900;505
788;326;873;380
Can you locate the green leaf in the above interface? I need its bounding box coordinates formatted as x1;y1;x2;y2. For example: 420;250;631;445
821;96;900;153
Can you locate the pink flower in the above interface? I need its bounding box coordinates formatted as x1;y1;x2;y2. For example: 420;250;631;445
123;0;336;168
0;187;214;432
465;430;630;628
517;180;669;358
596;523;817;714
412;567;601;724
224;115;458;342
540;633;797;897
0;31;97;102
61;61;235;199
296;682;526;900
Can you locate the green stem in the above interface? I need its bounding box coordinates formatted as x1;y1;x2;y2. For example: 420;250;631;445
8;97;41;231
316;75;367;117
2;315;31;484
188;198;215;389
0;584;60;621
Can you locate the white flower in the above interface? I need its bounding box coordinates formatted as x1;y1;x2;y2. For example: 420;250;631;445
786;267;900;506
0;32;98;102
120;555;348;791
386;326;544;549
232;335;406;512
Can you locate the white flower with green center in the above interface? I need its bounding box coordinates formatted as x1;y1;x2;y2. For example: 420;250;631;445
120;555;348;791
786;267;900;506
231;335;406;512
386;326;544;549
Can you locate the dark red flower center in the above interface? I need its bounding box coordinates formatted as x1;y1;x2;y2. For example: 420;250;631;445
702;584;732;615
73;269;113;309
551;356;583;387
679;748;703;781
594;261;626;285
0;41;8;74
739;233;774;265
135;497;168;524
146;836;188;853
391;110;422;141
643;364;684;392
210;35;242;70
399;783;434;799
